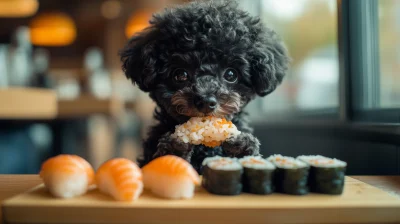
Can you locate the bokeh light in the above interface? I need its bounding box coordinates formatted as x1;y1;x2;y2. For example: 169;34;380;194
0;0;38;18
125;9;153;38
29;12;77;46
101;0;122;20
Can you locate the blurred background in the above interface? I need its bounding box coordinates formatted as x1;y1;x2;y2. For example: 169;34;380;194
0;0;399;175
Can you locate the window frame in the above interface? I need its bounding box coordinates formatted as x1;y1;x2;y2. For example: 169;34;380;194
339;0;400;123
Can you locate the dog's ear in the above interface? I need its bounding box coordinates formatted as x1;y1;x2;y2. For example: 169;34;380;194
249;29;290;97
120;28;161;92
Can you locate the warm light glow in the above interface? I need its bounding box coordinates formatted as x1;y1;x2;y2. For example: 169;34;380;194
101;0;121;19
125;9;153;38
0;0;38;18
29;12;77;46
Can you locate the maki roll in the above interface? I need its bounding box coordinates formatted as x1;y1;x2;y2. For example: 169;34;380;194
202;156;243;195
238;156;275;195
298;155;347;195
201;156;222;188
267;155;309;195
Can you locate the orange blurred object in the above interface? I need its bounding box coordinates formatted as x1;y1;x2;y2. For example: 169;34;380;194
0;0;38;18
141;155;200;199
125;9;154;38
96;158;143;201
101;0;122;19
29;12;77;46
40;154;95;198
142;155;200;185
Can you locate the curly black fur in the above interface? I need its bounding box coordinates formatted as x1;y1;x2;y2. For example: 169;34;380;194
120;0;290;173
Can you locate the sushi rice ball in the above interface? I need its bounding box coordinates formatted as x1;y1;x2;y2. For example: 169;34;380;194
96;158;143;201
171;116;241;147
142;155;200;199
40;154;95;198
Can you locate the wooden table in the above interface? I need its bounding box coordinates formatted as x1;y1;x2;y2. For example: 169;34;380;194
1;175;399;224
0;175;41;223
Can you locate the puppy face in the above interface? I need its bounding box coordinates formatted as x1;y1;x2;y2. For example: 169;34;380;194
121;1;290;122
164;52;253;120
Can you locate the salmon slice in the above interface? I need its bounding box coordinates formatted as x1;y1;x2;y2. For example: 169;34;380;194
142;155;200;185
95;158;143;201
40;154;95;198
142;155;200;199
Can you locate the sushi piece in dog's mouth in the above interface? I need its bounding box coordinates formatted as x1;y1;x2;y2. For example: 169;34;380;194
171;116;241;147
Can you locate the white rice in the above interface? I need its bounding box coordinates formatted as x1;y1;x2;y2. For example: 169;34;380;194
238;156;275;170
297;155;347;168
267;154;308;169
171;117;241;146
202;156;223;166
203;156;242;171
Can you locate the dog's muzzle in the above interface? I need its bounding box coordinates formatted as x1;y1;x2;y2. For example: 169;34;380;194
171;75;242;118
193;95;217;114
191;76;220;114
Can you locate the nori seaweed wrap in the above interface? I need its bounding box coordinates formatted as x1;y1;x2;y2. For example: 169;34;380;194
202;156;243;195
238;156;275;194
298;155;347;195
267;155;310;195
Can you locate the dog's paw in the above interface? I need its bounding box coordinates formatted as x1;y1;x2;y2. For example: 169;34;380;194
221;132;260;157
154;132;194;161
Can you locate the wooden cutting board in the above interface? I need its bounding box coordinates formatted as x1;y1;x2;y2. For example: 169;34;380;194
2;177;400;224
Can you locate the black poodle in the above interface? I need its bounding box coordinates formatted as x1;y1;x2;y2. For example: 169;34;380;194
120;0;290;172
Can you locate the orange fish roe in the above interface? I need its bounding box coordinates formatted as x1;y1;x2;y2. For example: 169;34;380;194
203;140;222;147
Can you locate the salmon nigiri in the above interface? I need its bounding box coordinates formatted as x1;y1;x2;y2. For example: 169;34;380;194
96;158;143;201
40;154;95;198
142;155;200;199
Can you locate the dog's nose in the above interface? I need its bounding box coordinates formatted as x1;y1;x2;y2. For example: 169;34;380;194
194;96;217;114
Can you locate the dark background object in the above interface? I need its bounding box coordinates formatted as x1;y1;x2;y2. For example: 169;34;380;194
253;122;400;175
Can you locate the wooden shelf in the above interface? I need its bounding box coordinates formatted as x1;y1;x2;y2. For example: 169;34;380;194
57;95;124;118
0;90;129;119
0;88;57;119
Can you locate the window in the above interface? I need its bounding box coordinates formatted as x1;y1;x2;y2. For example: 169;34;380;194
341;0;399;123
239;0;339;120
240;0;399;123
379;0;400;108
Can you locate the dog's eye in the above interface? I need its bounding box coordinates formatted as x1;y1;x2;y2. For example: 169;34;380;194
223;68;238;83
173;69;189;83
